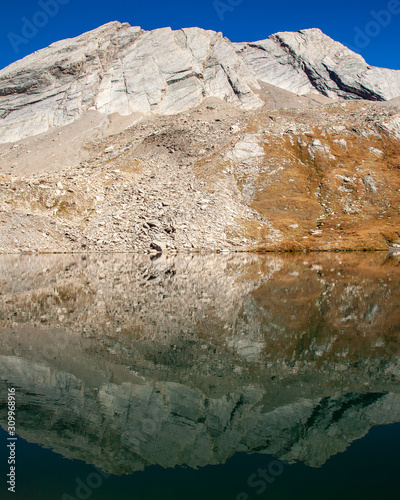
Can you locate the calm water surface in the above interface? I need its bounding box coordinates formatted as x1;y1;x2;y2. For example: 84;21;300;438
0;252;399;499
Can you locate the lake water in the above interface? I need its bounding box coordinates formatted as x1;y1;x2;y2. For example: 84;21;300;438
0;252;399;499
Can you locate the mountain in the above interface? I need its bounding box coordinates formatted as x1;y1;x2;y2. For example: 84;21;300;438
1;22;400;144
0;22;262;143
237;28;400;100
0;22;399;252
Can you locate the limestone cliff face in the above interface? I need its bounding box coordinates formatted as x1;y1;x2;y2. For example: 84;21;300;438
1;22;400;144
237;28;400;100
0;21;263;143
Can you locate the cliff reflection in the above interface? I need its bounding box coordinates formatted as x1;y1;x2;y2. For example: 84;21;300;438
0;252;399;473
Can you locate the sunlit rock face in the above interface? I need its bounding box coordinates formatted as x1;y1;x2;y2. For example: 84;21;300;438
0;22;263;143
236;28;400;100
1;22;400;143
1;253;400;473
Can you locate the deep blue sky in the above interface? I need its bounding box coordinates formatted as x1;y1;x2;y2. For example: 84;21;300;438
0;0;399;71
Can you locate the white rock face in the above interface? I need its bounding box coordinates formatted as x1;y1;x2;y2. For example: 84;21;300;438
1;23;400;143
236;28;400;100
0;22;263;143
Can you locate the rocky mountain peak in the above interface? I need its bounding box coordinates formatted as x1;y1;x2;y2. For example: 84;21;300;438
0;22;400;143
238;27;400;101
0;21;263;143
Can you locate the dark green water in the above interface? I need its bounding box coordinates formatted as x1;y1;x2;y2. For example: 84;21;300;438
1;423;400;500
0;252;400;499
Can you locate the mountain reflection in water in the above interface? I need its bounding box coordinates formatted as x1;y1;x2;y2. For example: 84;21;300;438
0;252;399;476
